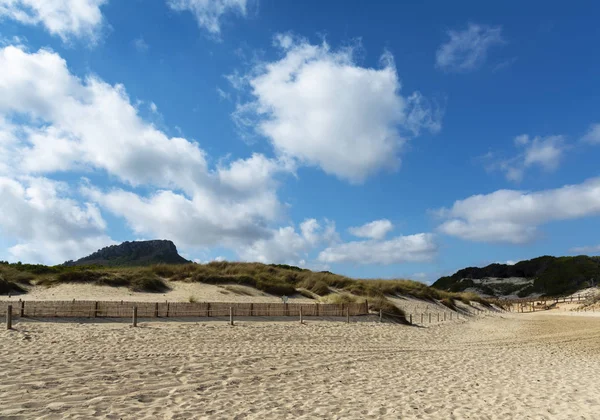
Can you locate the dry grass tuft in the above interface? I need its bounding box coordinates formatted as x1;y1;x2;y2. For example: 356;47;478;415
319;293;361;304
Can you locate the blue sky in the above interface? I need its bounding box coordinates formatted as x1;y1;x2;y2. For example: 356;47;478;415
0;0;599;283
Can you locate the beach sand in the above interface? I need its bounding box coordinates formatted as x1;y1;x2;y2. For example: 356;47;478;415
1;312;599;419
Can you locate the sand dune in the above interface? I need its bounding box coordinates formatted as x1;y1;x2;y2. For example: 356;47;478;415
1;312;599;419
0;281;313;303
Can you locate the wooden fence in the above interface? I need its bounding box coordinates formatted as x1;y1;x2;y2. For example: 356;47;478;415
500;292;596;305
0;300;369;319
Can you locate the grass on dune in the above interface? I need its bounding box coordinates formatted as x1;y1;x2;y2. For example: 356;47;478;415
35;268;170;293
0;260;494;309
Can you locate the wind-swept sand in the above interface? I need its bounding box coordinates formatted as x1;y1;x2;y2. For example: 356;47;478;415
1;312;599;419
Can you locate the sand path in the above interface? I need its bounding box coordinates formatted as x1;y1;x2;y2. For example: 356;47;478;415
1;313;599;419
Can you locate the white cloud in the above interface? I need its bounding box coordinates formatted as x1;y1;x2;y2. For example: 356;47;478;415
485;134;567;182
133;37;149;52
167;0;247;35
232;34;442;183
0;0;107;43
582;123;600;144
348;219;393;240
0;44;296;260
237;219;337;264
317;233;437;265
437;177;600;243
522;135;564;170
436;23;505;72
0;176;114;263
569;245;600;254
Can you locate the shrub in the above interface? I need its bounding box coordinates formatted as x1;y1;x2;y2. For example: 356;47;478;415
255;279;296;296
0;266;35;285
129;274;169;293
369;298;408;324
0;278;26;295
517;285;535;298
441;297;456;310
299;277;330;296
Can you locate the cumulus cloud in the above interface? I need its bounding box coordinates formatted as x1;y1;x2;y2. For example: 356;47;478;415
0;0;107;43
0;44;296;260
0;176;114;263
348;219;393;240
236;218;338;264
582;123;600;144
167;0;247;35
436;177;600;244
231;34;442;183
317;233;437;265
436;23;505;72
484;134;567;182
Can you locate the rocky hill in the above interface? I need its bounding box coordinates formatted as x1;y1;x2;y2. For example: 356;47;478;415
63;240;190;267
433;255;600;297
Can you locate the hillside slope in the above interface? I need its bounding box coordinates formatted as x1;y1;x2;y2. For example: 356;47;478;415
433;255;600;297
63;240;190;267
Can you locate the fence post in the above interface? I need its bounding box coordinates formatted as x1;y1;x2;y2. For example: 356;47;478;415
437;313;440;322
379;309;382;323
299;307;303;324
6;305;12;330
207;302;211;317
166;302;170;318
230;307;234;326
154;302;159;318
132;306;137;327
409;314;412;325
20;300;24;317
444;312;446;321
365;299;369;314
94;301;98;318
429;313;431;323
450;312;453;320
250;303;254;317
421;313;424;324
346;307;350;324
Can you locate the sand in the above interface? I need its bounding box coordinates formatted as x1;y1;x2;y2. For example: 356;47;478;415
0;281;314;303
1;312;599;419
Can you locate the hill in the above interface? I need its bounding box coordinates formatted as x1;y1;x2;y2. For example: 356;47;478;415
63;240;190;267
432;255;600;297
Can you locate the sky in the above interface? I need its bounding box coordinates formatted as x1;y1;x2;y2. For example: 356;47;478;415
0;0;599;283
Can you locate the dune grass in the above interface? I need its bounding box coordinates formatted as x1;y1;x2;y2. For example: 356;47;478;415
34;268;170;293
0;260;493;310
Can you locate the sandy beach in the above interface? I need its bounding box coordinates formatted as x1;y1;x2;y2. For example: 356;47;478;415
1;311;599;419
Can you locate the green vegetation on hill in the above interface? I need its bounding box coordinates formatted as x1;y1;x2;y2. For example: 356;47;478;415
63;240;189;267
433;255;600;297
0;260;492;317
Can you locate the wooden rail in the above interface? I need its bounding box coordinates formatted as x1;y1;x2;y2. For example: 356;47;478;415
0;300;369;319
